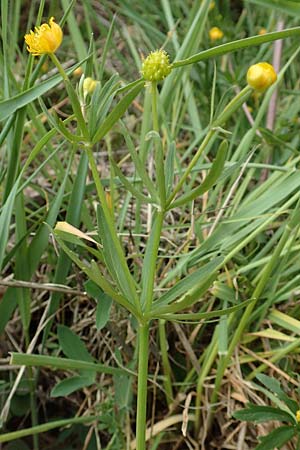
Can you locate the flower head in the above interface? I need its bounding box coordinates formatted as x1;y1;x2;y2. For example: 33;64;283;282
247;62;277;92
296;410;300;423
258;28;267;35
209;26;224;41
25;17;63;56
141;50;172;82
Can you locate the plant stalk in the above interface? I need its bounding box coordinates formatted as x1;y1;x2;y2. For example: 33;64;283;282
136;323;150;450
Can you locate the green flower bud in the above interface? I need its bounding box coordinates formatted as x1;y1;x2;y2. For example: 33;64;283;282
141;50;172;82
83;77;98;95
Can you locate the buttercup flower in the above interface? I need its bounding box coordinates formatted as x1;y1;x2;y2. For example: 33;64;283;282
209;26;224;41
258;28;267;35
73;67;83;77
247;62;277;92
25;17;63;56
296;410;300;423
141;50;172;82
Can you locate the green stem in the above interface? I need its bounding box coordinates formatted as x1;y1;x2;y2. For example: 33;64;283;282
143;211;165;313
136;323;150;450
167;128;215;206
49;53;89;140
158;319;173;407
212;86;252;127
0;415;99;443
151;82;166;206
194;335;219;433
49;53;68;82
151;82;159;132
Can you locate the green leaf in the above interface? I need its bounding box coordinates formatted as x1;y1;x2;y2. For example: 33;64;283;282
53;235;137;316
51;376;94;397
85;280;112;331
89;74;120;138
96;205;138;305
246;0;300;17
0;181;19;270
10;353;127;375
118;121;159;201
255;426;295;450
256;374;298;414
170;140;228;208
57;324;94;363
233;405;295;423
173;27;300;68
256;374;283;395
38;98;82;143
91;81;144;144
0;61;86;122
152;256;224;311
160;298;255;321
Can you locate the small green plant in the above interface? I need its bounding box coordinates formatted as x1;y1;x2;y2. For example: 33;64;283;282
233;374;300;450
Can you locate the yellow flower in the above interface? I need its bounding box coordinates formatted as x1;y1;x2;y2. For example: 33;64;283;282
258;28;267;35
296;410;300;423
73;67;83;77
209;26;224;41
141;50;172;82
247;62;277;92
25;17;63;56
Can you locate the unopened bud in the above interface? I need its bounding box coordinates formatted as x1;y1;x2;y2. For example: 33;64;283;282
247;62;277;92
83;77;98;95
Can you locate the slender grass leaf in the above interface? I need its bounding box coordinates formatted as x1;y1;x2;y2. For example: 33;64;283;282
173;27;300;68
0;416;99;444
61;0;87;60
246;0;300;17
10;353;127;375
0;60;88;122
